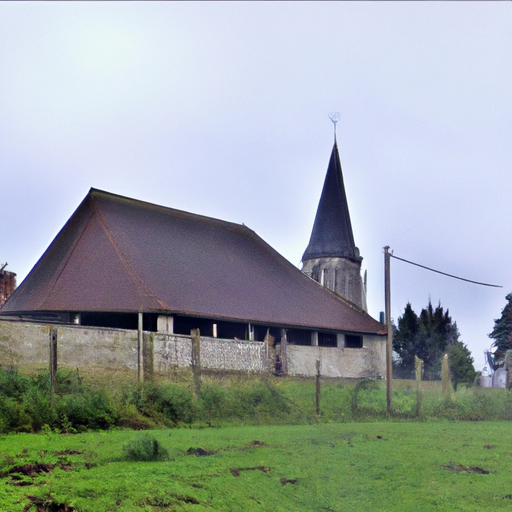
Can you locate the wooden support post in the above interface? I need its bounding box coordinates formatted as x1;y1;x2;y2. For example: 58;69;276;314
315;359;321;416
415;355;423;417
280;329;288;376
442;353;450;402
191;328;202;396
49;326;57;405
138;312;144;383
384;246;393;415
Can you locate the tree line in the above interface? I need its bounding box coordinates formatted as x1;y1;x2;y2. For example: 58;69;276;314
393;300;476;389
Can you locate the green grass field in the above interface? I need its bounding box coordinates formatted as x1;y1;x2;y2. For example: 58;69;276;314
2;421;512;512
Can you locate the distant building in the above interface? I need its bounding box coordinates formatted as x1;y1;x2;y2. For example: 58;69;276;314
0;266;16;308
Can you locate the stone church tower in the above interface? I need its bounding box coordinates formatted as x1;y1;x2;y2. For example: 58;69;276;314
301;139;367;311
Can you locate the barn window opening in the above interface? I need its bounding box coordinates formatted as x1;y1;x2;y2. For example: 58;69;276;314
345;334;363;348
80;312;138;330
287;328;312;346
174;316;214;337
318;331;337;347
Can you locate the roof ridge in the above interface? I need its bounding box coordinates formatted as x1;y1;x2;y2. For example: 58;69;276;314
90;188;250;233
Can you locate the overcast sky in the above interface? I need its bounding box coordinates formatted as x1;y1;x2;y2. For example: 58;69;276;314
1;3;511;370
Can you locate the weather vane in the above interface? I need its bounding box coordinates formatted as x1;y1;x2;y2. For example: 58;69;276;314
328;111;340;141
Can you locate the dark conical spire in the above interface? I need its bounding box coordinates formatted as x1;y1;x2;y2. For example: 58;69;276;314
302;141;360;262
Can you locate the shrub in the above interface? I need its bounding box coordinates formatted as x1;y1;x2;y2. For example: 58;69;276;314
156;383;196;425
23;388;57;431
0;368;30;399
0;396;32;433
122;382;196;426
231;381;291;422
57;390;115;430
114;404;157;430
199;383;229;421
122;434;169;461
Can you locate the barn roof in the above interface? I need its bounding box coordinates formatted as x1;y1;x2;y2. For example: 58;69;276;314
302;141;360;262
2;189;384;334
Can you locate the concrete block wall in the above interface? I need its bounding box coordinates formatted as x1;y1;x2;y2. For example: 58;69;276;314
0;319;268;379
284;335;385;379
0;320;50;372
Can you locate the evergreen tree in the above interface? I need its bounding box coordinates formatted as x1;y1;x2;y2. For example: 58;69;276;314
392;303;419;375
447;337;476;391
489;293;512;363
393;300;464;380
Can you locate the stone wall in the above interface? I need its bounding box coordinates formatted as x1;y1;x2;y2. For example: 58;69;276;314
0;319;383;380
301;256;366;311
199;337;268;372
0;319;268;379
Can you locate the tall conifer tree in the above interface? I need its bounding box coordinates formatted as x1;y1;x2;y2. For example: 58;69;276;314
394;300;470;380
489;293;512;364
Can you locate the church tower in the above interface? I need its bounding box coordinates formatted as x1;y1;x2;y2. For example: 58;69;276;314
301;136;367;311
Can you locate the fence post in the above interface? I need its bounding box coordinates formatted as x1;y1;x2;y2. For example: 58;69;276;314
442;353;450;402
138;312;144;383
280;329;288;376
415;355;423;416
49;326;57;404
191;328;202;396
315;359;321;416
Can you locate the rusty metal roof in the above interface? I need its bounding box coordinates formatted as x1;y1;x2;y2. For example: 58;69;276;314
2;189;385;334
302;141;360;262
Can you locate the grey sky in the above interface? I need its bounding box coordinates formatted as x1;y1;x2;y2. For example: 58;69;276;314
1;3;511;369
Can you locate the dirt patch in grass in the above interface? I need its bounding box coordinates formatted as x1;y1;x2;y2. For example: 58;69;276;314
23;494;75;512
53;450;82;456
1;462;74;487
187;447;216;456
442;463;489;474
230;466;270;477
145;494;200;507
280;477;298;485
2;464;57;478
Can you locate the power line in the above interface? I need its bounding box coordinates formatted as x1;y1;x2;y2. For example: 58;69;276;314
389;253;503;288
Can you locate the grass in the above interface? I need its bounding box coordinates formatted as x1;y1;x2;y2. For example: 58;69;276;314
1;421;512;511
3;369;512;510
3;367;512;434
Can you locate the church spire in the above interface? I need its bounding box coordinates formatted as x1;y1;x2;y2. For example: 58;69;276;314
302;140;360;262
301;120;366;311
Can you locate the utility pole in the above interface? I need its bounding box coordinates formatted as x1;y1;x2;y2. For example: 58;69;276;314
384;246;392;414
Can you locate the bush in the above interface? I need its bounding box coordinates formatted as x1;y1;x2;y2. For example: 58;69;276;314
199;383;229;421
23;388;57;431
230;381;291;422
0;368;30;399
122;382;196;426
0;396;32;433
156;383;196;425
122;434;169;461
57;390;115;430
